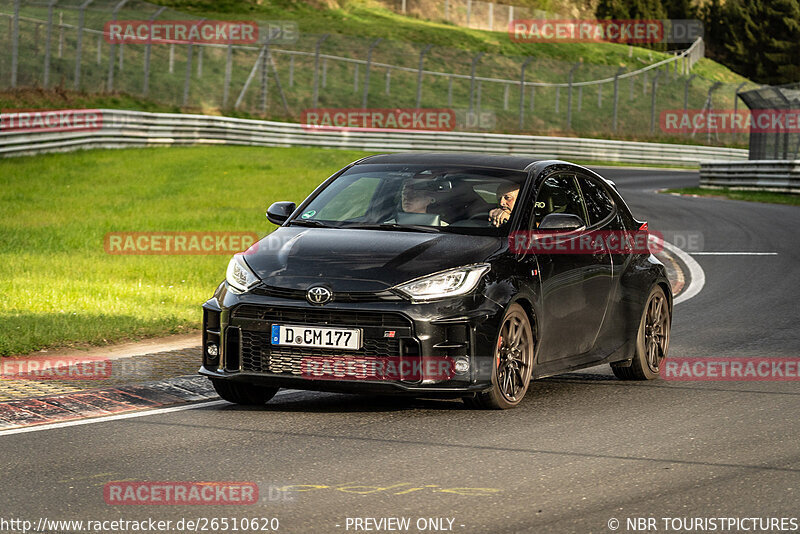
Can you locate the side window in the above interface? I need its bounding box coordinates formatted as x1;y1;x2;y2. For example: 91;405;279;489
577;175;615;226
532;174;587;228
316;177;380;220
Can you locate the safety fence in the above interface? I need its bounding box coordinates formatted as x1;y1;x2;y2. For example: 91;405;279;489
0;0;755;145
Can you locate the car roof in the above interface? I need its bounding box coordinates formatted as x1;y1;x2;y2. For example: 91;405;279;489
356;153;542;171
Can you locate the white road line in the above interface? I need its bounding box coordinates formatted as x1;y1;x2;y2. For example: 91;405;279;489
659;239;706;305
0;389;302;437
690;252;778;256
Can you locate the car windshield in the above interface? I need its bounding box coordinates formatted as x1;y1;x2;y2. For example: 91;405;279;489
291;164;528;235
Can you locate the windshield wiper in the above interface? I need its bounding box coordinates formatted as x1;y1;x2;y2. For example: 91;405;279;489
350;223;441;233
288;219;334;228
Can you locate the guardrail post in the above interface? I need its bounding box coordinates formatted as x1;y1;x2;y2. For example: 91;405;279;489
613;67;624;132
362;38;382;109
143;6;166;97
10;0;20;88
566;62;580;129
650;71;663;134
415;44;433;108
468;52;484;114
43;0;58;89
518;56;533;130
74;0;94;90
107;0;129;92
311;34;329;109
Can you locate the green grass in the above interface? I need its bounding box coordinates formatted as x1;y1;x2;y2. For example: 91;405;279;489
662;187;800;206
0;145;371;356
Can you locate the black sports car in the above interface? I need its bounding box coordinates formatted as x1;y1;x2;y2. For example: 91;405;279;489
200;153;672;409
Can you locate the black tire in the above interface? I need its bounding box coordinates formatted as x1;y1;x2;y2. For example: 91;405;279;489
612;285;671;380
211;379;279;405
463;303;535;410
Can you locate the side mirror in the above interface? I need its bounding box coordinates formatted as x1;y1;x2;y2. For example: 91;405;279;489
266;201;296;225
537;213;585;232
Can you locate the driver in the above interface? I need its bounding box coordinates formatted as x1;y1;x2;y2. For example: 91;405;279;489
488;182;519;227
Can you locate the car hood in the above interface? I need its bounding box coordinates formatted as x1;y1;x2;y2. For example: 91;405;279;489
243;227;503;292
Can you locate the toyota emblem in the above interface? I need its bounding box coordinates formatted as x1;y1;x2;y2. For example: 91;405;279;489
306;286;332;305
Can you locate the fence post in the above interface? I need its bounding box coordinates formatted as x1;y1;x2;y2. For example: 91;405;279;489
488;2;494;31
477;81;482;113
197;46;203;78
555;87;560;113
503;84;509;110
578;86;582;112
107;0;129;92
683;73;697;113
289;55;294;87
74;0;94;90
143;6;166;96
96;33;101;65
311;34;329;109
468;52;484;114
448;76;453;107
466;0;472;27
508;5;513;26
385;67;391;94
169;44;174;73
58;12;63;58
518;57;533;130
415;44;433;108
733;81;747;143
222;42;233;108
183;19;205;107
444;0;449;21
322;59;327;88
353;63;359;93
10;0;20;88
650;71;663;134
597;84;602;108
566;62;580;129
530;85;535;110
362;38;382;109
260;42;269;113
613;67;624;132
43;0;57;89
705;81;722;144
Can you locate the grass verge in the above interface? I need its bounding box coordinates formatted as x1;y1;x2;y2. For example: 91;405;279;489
0;145;370;356
662;187;800;206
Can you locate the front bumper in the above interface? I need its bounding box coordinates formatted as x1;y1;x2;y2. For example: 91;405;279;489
199;283;504;395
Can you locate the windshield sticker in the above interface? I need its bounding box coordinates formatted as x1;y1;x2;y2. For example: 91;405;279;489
301;210;316;220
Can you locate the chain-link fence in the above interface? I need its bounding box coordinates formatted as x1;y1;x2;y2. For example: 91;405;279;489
739;84;800;160
0;0;755;145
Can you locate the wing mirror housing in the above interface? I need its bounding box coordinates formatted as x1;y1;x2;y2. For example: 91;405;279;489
537;213;586;232
266;201;296;225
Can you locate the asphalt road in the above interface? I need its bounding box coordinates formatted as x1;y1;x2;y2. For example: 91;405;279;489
2;168;799;534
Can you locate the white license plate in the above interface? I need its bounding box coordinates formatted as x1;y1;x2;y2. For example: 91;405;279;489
271;324;361;350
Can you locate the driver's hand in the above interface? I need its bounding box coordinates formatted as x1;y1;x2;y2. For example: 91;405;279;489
489;207;510;227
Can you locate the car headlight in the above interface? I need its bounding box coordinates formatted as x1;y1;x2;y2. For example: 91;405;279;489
394;263;491;302
226;254;260;293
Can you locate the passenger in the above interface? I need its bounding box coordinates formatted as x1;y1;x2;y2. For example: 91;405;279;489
400;181;437;214
488;182;519;227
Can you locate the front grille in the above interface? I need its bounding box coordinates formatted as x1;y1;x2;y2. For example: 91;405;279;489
251;285;402;302
232;305;412;329
240;330;402;376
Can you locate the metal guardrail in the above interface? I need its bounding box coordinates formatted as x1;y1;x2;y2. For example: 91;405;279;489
0;109;748;166
700;160;800;193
